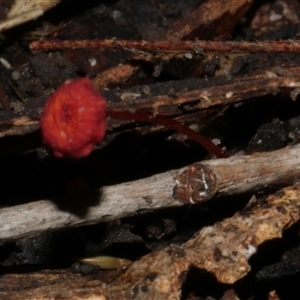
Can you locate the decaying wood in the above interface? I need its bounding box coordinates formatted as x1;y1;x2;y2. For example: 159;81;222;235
2;65;300;139
0;167;182;243
2;183;300;299
183;183;300;283
173;142;300;203
30;1;255;53
268;290;280;300
0;0;61;32
90;62;142;91
220;290;240;300
89;0;251;90
1;143;300;243
30;0;254;53
105;74;300;116
163;0;253;41
0;115;38;138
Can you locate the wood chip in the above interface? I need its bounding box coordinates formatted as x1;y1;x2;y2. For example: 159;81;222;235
0;0;60;32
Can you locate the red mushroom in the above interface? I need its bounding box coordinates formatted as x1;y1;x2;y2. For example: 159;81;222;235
40;77;107;158
41;77;228;158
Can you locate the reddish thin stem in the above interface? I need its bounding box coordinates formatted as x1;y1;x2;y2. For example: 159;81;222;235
107;110;229;158
31;39;300;54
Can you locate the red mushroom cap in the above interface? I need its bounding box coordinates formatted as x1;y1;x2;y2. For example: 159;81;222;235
40;78;107;158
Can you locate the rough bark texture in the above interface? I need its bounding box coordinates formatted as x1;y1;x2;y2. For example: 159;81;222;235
1;144;300;243
2;67;300;139
2;184;300;299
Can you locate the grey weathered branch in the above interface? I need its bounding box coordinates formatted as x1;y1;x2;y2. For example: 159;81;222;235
1;143;300;243
4;183;300;299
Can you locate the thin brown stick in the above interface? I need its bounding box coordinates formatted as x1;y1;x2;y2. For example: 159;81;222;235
1;143;300;243
89;0;252;90
30;39;300;54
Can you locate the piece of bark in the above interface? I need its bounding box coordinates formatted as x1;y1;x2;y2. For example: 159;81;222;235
90;62;143;91
220;289;241;300
163;0;253;41
105;74;300;116
2;183;300;299
0;115;38;138
183;183;300;283
1;143;300;243
0;0;61;32
1;63;300;140
268;290;280;300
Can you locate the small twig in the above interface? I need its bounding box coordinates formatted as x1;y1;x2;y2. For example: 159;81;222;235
1;143;300;243
87;0;252;92
30;39;300;54
8;80;26;103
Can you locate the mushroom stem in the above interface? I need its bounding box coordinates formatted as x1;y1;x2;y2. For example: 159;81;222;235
106;110;229;158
